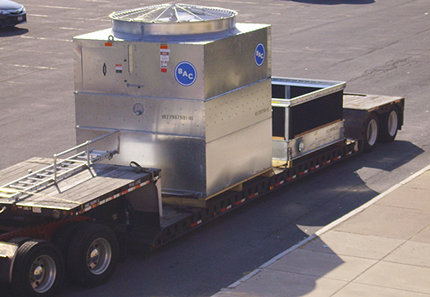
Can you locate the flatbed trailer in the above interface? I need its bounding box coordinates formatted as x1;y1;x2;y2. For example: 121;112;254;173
0;76;404;297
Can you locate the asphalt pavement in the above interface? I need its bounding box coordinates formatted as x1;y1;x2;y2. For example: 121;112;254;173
1;0;430;296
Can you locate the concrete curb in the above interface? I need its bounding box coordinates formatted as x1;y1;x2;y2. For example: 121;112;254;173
218;163;430;292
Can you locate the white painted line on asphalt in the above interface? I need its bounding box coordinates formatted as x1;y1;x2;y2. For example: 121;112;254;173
31;5;77;10
27;14;49;18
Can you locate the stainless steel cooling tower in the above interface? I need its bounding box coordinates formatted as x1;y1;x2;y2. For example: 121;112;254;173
73;3;272;198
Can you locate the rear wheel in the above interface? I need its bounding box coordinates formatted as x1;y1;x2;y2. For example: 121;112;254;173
11;240;65;297
66;223;119;287
53;222;81;261
379;108;399;142
364;113;379;152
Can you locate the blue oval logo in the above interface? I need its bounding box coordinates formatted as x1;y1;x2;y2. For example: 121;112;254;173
255;43;265;67
175;61;197;86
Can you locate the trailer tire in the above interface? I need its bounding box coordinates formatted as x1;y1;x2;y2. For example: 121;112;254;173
53;222;81;261
9;237;31;246
66;223;119;287
379;108;399;143
364;113;379;152
11;240;65;297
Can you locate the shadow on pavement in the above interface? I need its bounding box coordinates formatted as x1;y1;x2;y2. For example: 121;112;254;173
296;140;424;229
0;26;28;37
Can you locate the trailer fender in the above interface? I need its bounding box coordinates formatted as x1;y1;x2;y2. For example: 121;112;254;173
0;241;18;283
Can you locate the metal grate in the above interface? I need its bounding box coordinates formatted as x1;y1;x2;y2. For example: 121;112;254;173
109;3;237;37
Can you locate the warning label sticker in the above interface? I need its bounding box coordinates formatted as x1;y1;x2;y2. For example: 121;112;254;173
160;44;170;73
116;64;123;73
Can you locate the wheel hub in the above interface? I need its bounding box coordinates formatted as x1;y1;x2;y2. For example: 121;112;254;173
367;119;378;146
33;264;44;279
29;255;56;293
89;246;100;270
86;238;112;275
387;110;398;136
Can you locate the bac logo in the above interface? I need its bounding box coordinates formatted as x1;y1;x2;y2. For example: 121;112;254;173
175;61;197;86
255;43;265;67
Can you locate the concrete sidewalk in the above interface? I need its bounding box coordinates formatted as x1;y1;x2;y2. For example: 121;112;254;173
213;165;430;297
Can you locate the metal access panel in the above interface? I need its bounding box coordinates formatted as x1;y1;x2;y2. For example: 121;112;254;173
272;120;345;161
75;93;206;137
206;118;272;196
73;23;270;101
